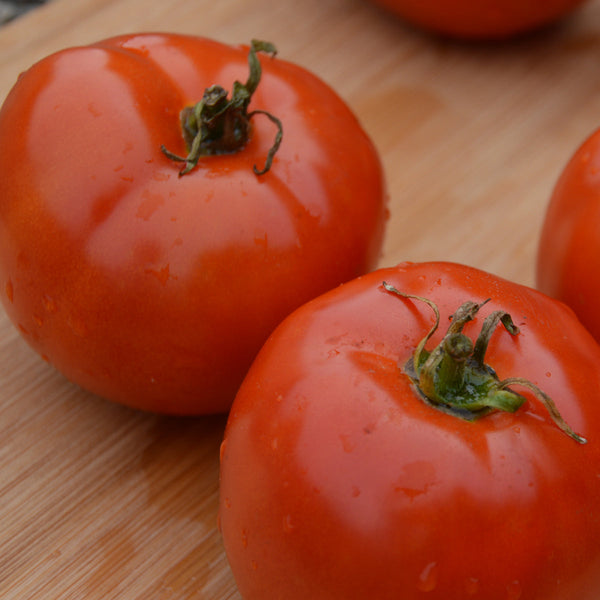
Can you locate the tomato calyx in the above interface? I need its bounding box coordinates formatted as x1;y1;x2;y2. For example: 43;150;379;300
160;39;283;176
382;282;587;444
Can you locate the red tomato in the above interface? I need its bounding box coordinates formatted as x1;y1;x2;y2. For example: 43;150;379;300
220;261;600;600
0;34;387;414
537;128;600;344
370;0;588;39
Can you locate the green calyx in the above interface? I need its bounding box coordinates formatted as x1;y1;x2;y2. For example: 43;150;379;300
161;39;283;176
382;282;587;444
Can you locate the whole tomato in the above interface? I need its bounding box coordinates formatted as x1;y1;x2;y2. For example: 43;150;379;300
369;0;588;39
537;128;600;343
219;261;600;600
0;34;387;414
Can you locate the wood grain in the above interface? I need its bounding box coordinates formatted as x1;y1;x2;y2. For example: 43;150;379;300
2;0;600;597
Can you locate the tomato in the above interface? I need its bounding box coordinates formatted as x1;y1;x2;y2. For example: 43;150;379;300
0;34;387;414
537;128;600;344
369;0;588;40
219;261;600;600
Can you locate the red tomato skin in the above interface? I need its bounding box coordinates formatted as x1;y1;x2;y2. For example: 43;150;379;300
220;261;600;600
537;128;600;344
370;0;587;39
0;34;387;414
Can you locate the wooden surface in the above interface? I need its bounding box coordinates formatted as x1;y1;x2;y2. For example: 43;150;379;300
2;0;600;597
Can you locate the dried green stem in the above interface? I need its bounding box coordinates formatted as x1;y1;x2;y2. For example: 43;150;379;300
381;282;587;444
161;40;283;176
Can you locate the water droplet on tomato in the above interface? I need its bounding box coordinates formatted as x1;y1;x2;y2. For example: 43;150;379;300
506;580;522;599
33;314;43;327
283;514;294;533
339;434;355;453
465;577;480;595
67;315;88;337
241;529;248;548
43;295;57;313
417;561;438;592
5;280;13;303
87;102;102;118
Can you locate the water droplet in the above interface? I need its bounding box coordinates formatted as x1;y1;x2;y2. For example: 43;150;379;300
465;577;480;595
5;280;13;303
145;264;171;285
87;102;102;117
219;439;227;461
241;529;248;548
283;514;294;533
506;580;522;600
137;190;165;221
417;561;438;592
33;314;43;327
152;171;170;182
271;437;279;451
67;315;88;337
545;371;552;378
42;295;57;313
339;434;355;453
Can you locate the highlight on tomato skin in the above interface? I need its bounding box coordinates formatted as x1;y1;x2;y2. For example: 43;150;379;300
537;126;600;346
219;261;600;600
367;0;589;40
0;33;388;415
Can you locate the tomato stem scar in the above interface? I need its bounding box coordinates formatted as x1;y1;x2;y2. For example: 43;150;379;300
381;282;587;444
160;39;283;176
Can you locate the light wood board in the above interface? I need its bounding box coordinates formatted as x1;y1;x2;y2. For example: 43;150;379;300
2;0;600;597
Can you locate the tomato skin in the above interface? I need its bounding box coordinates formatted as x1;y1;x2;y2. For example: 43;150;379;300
0;34;387;414
220;261;600;600
537;128;600;344
370;0;588;39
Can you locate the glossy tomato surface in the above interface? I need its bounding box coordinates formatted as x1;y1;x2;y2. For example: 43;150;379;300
537;128;600;343
220;261;600;600
0;33;387;414
370;0;588;39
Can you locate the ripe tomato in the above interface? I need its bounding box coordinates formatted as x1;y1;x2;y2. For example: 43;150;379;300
0;34;387;414
220;261;600;600
537;128;600;344
369;0;588;40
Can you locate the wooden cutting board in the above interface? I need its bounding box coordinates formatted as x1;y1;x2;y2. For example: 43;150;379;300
2;0;600;597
